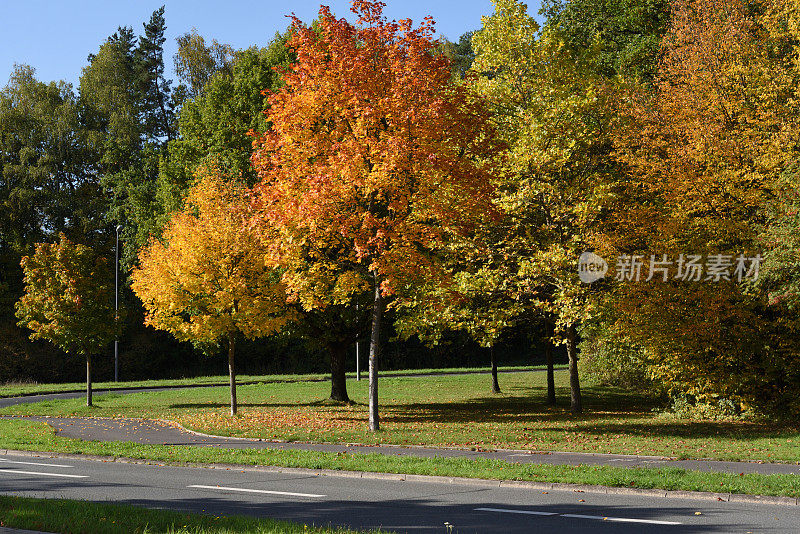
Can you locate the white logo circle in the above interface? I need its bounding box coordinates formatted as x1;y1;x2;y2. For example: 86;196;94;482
578;252;608;283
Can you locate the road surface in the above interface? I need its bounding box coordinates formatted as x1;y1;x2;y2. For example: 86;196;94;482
1;451;798;533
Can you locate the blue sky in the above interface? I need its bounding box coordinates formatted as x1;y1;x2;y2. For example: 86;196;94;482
0;0;542;88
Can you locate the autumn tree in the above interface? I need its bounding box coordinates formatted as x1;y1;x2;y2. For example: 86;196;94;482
0;65;113;384
471;0;625;413
396;266;524;394
251;0;499;430
16;235;117;406
131;169;289;415
602;0;800;412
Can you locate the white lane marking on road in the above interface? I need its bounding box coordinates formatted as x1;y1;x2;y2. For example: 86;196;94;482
561;513;682;525
0;468;88;479
0;458;74;468
475;507;558;516
475;507;682;525
188;485;325;498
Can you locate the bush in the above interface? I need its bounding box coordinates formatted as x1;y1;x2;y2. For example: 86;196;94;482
579;322;656;392
659;392;751;420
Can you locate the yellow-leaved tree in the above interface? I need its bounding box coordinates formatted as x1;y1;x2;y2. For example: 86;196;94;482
131;167;290;415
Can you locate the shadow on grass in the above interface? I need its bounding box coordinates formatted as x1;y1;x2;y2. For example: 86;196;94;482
169;399;365;410
166;383;800;442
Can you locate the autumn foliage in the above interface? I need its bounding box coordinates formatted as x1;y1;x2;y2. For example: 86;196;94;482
16;234;117;406
250;0;499;302
250;0;500;428
593;0;800;411
132;168;289;414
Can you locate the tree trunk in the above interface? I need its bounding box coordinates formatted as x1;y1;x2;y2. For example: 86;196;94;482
228;332;237;416
566;324;582;414
329;343;350;403
545;323;556;406
86;354;93;407
368;274;383;432
490;344;501;394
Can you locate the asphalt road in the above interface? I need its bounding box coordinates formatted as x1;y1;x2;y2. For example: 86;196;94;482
1;451;798;533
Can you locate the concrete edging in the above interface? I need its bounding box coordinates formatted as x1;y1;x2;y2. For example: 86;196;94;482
2;448;797;506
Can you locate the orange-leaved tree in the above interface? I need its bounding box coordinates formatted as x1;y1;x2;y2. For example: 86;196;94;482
600;0;800;409
132;167;290;415
251;0;500;430
16;234;118;407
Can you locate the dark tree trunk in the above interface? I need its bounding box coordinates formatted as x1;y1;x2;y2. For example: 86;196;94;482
86;354;93;407
566;324;582;414
368;274;383;432
545;322;556;406
329;343;350;402
228;332;237;416
490;344;501;394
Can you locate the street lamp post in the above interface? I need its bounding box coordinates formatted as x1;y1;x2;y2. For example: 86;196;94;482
355;302;360;381
114;224;122;382
356;340;360;381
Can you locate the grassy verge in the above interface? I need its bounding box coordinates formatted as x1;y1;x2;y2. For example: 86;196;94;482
1;419;800;498
0;365;555;398
4;371;800;463
0;494;380;533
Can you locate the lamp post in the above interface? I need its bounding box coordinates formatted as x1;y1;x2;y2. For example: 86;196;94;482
355;302;360;381
356;339;360;381
114;224;122;382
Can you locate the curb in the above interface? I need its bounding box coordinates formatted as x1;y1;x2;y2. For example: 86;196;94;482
2;448;797;507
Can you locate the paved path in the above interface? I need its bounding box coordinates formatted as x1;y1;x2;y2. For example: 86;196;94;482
0;529;56;534
5;415;799;476
2;377;799;478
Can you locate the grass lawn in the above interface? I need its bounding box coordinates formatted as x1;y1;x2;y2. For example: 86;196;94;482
0;494;381;533
2;370;800;463
1;418;800;498
0;365;553;398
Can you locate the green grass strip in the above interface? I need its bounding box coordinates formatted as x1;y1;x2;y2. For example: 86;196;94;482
2;419;799;499
0;494;382;533
0;365;559;398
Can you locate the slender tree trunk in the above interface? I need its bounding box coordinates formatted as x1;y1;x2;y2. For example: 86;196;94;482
329;343;350;403
545;322;556;406
566;324;582;414
228;332;237;416
86;354;93;407
368;274;383;432
490;344;501;394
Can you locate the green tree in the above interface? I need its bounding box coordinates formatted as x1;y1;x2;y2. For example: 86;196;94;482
396;266;525;394
541;0;671;81
0;65;109;379
15;235;117;406
472;0;624;413
80;8;178;264
174;29;235;98
161;33;291;204
135;6;175;143
439;31;477;79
